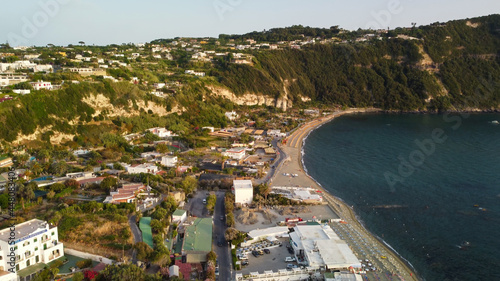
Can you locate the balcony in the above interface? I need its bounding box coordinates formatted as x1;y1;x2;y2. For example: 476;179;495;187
48;253;61;260
25;252;34;259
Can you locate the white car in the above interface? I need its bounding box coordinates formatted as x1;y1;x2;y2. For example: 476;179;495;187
284;256;296;262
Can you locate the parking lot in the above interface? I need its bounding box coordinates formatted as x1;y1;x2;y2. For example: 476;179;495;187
237;238;299;275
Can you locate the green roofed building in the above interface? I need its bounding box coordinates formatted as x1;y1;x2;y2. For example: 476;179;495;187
139;217;154;248
182;218;213;263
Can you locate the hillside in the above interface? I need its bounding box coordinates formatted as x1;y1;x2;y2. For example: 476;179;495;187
1;15;500;146
212;15;500;111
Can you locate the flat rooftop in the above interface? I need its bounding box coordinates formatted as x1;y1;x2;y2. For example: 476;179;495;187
0;219;47;243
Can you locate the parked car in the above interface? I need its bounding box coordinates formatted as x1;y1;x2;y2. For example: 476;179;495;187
241;260;249;266
263;248;270;254
284;256;296;262
252;250;260;257
286;264;295;269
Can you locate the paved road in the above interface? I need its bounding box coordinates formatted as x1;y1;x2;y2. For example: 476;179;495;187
254;138;287;186
128;215;142;263
213;192;231;281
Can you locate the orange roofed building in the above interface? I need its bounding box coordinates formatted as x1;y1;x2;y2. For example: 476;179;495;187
103;183;150;204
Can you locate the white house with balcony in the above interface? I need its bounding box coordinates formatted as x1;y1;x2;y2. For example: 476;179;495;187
225;111;239;121
0;219;64;281
161;155;177;168
147;127;173;138
29;81;52;91
126;163;159;174
222;148;246;160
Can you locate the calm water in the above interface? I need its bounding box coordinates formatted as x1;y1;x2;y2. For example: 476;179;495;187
303;113;500;281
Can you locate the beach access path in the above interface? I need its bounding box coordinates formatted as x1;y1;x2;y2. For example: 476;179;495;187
269;108;421;281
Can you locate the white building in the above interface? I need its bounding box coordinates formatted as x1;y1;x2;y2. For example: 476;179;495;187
0;74;29;87
267;129;286;138
171;209;187;225
289;224;361;270
30;81;52;91
147;127;173;138
153;83;166;89
140;151;162;160
12;90;30;95
0;219;64;281
161;155;178;168
222;148;246;160
126;163;159;174
225;111;239;121
232;180;253;205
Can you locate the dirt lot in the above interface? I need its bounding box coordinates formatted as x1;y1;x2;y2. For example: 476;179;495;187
234;205;339;233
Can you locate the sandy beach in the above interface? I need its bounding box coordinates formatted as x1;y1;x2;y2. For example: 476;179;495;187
270;108;421;281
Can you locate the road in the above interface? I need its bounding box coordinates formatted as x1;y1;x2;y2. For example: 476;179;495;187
212;191;231;281
254;138;287;186
128;214;142;263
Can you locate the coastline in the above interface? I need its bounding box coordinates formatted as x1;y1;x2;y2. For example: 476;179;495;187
272;108;421;281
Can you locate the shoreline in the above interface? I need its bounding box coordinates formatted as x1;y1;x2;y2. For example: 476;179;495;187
273;108;421;281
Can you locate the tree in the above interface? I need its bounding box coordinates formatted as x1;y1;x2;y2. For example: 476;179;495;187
46;190;56;200
51;161;69;176
134;242;153;261
50;182;66;193
97;264;145;281
151;208;168;221
224;227;240;241
72;271;84;281
207;250;217;264
258;184;271;201
33;267;59;281
156;143;169;154
18;182;36;208
100;177;118;191
181;176;197;195
150;219;164;233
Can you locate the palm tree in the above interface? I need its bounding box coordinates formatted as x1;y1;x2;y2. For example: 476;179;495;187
79;41;85;46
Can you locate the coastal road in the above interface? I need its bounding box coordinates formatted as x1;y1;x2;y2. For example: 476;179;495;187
254;138;286;186
271;109;420;281
212;191;231;281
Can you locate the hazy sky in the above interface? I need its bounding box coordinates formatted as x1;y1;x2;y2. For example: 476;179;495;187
2;0;500;46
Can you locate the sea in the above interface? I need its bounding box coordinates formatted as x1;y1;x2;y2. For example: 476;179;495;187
302;112;500;281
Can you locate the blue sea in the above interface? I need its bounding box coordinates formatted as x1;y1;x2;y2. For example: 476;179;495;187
303;113;500;281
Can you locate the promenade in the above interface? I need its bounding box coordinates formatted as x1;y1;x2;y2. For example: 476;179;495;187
270;108;421;281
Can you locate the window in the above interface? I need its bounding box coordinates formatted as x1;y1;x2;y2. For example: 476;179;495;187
51;232;55;236
34;238;37;242
16;264;19;271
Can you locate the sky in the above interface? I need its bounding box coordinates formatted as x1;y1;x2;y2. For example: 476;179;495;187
1;0;500;47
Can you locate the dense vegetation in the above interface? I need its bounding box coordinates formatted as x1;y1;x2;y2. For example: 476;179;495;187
213;15;500;111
